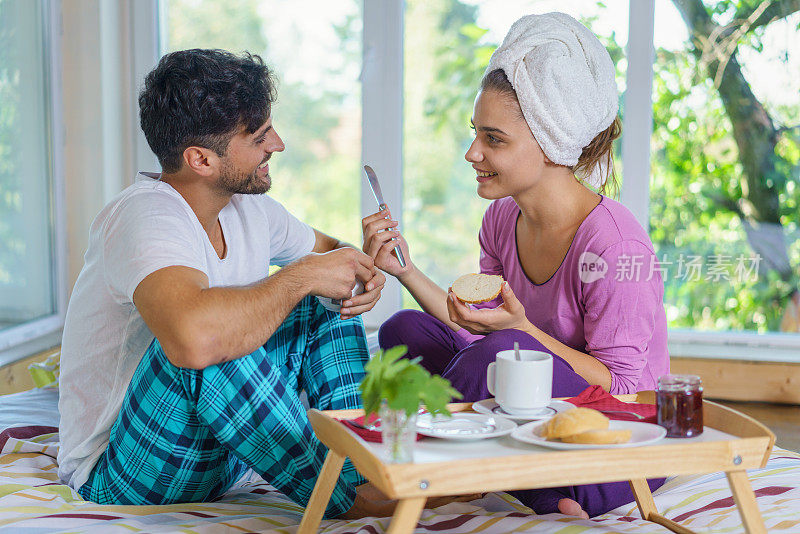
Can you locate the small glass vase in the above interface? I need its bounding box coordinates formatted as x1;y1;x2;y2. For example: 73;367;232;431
379;404;417;463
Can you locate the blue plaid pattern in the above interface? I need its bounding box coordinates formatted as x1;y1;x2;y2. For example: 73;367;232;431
78;296;368;518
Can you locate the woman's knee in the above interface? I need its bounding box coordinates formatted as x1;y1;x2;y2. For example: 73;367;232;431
378;309;428;348
477;329;549;356
449;330;546;372
476;330;589;396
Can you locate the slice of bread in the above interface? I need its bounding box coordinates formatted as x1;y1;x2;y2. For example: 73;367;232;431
451;273;504;304
542;408;609;439
560;429;632;444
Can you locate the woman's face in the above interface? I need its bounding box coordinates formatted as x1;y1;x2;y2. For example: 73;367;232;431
465;89;550;199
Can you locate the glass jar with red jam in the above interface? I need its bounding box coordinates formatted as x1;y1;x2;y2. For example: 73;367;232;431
657;374;704;438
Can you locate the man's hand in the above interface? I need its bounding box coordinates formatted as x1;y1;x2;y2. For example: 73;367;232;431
300;248;376;300
446;282;529;335
298;248;385;317
340;268;385;318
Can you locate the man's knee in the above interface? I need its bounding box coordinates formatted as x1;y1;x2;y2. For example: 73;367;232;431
140;337;196;384
307;294;366;331
272;294;366;353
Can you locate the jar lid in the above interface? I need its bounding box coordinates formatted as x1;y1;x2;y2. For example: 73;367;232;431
657;374;703;391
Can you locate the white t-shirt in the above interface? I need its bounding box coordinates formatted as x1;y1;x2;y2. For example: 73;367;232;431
57;173;315;490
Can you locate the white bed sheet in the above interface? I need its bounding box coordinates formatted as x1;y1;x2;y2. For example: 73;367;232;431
0;387;59;429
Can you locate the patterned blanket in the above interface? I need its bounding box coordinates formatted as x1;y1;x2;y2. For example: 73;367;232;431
2;425;799;533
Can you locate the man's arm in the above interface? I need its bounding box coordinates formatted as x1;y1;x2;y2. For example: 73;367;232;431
312;228;350;253
133;248;375;370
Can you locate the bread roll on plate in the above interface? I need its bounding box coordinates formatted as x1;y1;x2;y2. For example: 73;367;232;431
542;407;609;440
542;408;632;445
560;429;632;444
451;273;504;304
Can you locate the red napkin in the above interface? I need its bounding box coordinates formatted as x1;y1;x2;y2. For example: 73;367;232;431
337;413;423;443
565;385;657;423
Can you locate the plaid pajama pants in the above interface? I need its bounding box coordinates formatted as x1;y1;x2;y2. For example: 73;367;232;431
78;296;368;518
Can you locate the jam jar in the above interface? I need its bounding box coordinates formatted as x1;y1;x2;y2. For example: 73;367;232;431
656;374;703;438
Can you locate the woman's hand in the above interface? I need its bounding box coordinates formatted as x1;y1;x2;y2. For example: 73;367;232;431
447;282;529;335
361;207;414;278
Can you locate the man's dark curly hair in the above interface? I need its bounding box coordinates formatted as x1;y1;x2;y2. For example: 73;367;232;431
139;49;277;173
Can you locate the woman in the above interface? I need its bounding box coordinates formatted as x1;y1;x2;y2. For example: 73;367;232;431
359;13;668;519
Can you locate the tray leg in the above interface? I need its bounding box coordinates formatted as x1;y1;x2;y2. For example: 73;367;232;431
629;478;657;519
386;496;426;534
727;470;767;534
629;479;696;534
298;450;346;534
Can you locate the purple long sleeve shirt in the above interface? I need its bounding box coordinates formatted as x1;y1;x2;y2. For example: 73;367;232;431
458;196;669;394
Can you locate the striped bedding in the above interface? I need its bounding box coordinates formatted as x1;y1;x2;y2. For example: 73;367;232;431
2;391;800;533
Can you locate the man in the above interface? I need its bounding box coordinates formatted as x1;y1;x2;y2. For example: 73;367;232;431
57;49;385;518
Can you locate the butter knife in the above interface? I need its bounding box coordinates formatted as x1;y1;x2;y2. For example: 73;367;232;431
363;165;406;268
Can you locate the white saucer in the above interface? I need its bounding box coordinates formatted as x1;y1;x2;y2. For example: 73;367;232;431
472;399;575;422
510;420;667;450
415;412;517;440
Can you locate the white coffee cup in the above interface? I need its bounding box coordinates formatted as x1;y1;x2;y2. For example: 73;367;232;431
317;280;365;313
486;350;553;415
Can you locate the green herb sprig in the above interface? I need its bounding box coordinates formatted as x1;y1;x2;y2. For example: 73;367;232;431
360;345;463;418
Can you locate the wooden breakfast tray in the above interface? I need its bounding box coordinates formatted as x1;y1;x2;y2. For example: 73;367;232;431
298;392;774;534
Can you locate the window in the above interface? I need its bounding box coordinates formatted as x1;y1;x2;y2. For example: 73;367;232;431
0;0;64;356
650;1;800;346
161;0;364;247
402;0;629;305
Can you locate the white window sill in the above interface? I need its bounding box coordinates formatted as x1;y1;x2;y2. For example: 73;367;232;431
370;328;800;362
668;329;800;363
0;324;63;369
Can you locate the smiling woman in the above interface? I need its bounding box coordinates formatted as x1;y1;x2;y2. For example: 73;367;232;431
401;0;629;308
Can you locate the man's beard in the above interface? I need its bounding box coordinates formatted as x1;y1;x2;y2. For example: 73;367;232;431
217;159;271;195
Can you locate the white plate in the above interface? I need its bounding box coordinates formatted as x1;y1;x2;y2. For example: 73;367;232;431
472;399;575;422
415;412;517;440
511;420;667;449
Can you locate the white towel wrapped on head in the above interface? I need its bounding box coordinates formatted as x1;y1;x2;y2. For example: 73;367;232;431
485;12;618;186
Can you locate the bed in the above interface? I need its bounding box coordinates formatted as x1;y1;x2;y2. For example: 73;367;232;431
2;387;800;533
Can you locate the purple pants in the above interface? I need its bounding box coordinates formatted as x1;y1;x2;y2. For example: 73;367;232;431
379;310;664;518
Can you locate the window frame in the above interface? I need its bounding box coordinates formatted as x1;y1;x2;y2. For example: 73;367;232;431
0;0;67;367
132;0;161;172
360;0;404;329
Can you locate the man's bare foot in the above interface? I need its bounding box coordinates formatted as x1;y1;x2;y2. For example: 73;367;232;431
558;498;589;519
340;482;482;519
339;483;395;519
